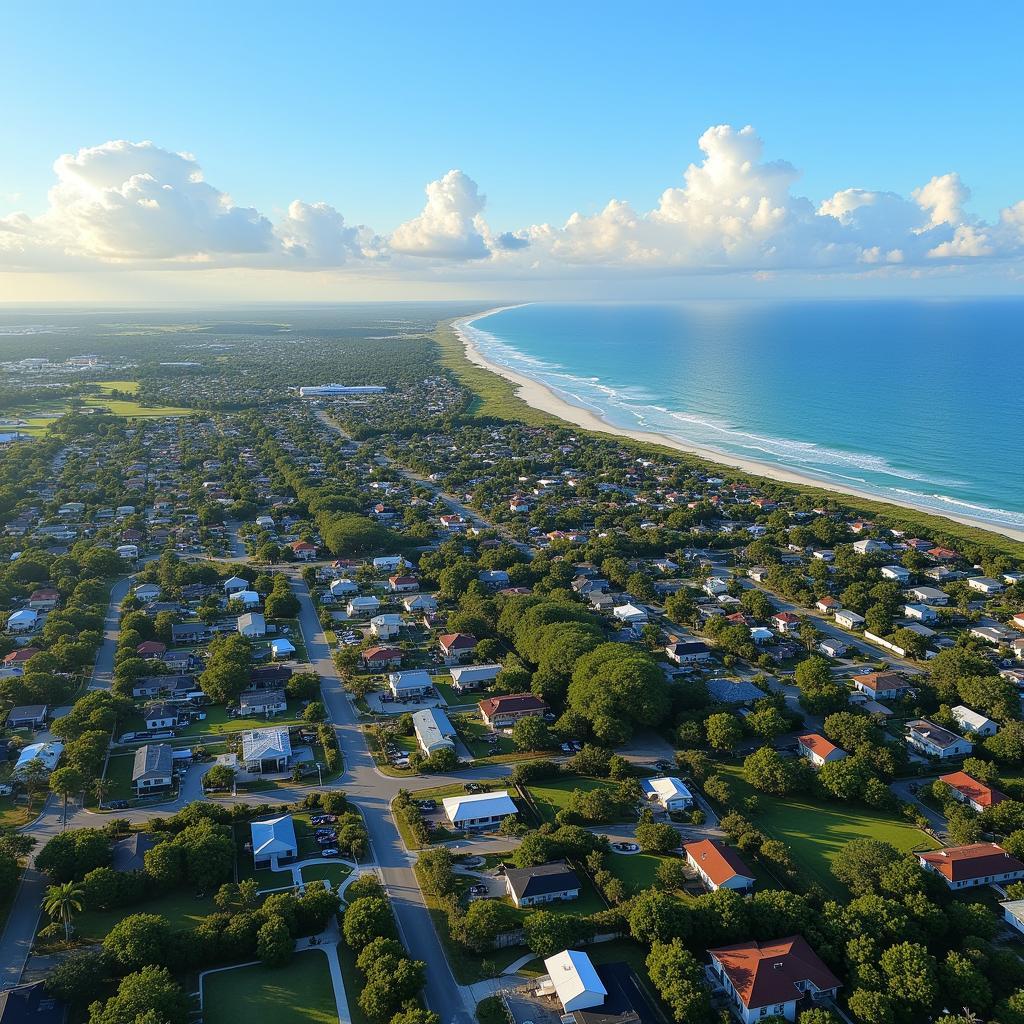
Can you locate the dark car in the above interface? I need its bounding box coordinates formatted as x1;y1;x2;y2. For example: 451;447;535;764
316;835;337;847
468;884;488;896
417;799;437;811
310;814;336;825
108;799;129;810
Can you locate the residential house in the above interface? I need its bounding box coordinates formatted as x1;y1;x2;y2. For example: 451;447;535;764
665;640;711;665
903;603;937;623
880;565;911;583
290;540;317;560
442;790;518;829
918;843;1024;890
641;776;694;812
906;719;972;759
853;538;889;554
241;727;292;773
402;594;438;614
907;586;948;605
707;936;841;1024
450;664;502;692
346;596;380;618
132;743;173;793
817;638;848;659
5;705;47;729
6;610;38;633
171;622;212;645
223;575;249;595
237;612;266;638
13;741;63;777
951;705;999;737
852;672;912;700
27;589;59;610
270;638;295;659
504;860;581;908
834;609;865;630
361;646;403;670
388;669;433;699
136;640;167;658
370;613;402;639
239;689;287;716
815;597;841;614
967;576;1004;595
372;556;405;572
1;648;39;674
479;692;549;728
231;590;261;609
438;632;477;664
940;771;1007;813
540;950;608;1015
613;603;648;625
771;612;801;635
387;574;419;593
133;583;163;603
329;579;359;598
143;703;180;730
797;734;847;767
251;815;297;868
412;707;457;756
116;544;139;560
478;570;510;589
684;839;755;892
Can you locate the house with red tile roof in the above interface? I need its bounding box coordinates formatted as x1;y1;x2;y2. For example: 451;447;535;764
707;935;841;1023
939;772;1007;812
438;632;477;665
478;692;548;729
771;612;801;635
290;540;317;560
136;640;167;658
684;839;755;892
797;733;847;768
361;646;403;669
918;843;1024;889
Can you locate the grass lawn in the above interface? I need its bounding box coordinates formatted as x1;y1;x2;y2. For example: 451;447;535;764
456;714;517;759
77;889;218;941
604;851;665;894
0;796;31;828
203;951;338;1024
526;776;633;825
435;681;476;708
174;701;303;737
717;764;939;896
300;862;352;888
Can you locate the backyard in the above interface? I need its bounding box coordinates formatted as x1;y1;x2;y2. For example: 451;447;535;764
525;776;635;825
717;764;939;895
203;951;338;1024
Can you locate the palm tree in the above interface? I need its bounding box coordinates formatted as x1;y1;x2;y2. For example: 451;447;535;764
43;881;83;942
92;777;111;809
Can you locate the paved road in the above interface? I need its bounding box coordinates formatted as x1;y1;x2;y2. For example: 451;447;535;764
89;575;134;690
890;777;948;836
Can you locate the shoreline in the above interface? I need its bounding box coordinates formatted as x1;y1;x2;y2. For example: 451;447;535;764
451;306;1024;544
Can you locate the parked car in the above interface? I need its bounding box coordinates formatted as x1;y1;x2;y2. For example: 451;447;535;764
310;814;337;825
612;842;640;852
316;835;337;847
320;847;340;857
417;799;437;811
655;759;674;771
108;800;129;810
468;884;488;896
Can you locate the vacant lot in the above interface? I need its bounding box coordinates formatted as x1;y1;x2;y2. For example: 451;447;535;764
77;889;217;941
717;764;939;895
203;952;337;1024
526;776;633;825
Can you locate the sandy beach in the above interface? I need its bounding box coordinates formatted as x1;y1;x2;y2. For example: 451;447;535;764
452;307;1024;544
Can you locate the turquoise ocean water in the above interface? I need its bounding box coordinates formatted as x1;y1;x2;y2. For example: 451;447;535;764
462;301;1024;532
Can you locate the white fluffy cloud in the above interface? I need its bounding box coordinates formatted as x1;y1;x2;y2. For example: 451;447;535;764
390;170;489;259
1;128;1022;280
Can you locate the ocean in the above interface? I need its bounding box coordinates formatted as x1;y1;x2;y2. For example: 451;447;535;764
462;300;1024;532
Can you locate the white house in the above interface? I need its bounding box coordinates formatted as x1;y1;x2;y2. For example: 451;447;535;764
907;586;948;605
223;576;249;594
347;596;380;617
1001;900;1024;937
853;538;889;554
241;727;292;773
132;743;173;793
237;612;267;638
818;638;848;659
412;707;457;756
951;705;999;737
13;741;63;777
232;590;261;608
133;583;162;602
270;638;295;659
449;664;502;692
388;669;433;699
329;578;359;597
903;603;937;623
373;555;405;572
835;609;866;629
707;936;841;1024
541;950;607;1014
919;843;1024;890
967;576;1004;595
116;544;139;560
641;776;694;812
250;815;297;868
797;733;847;767
442;790;517;829
370;613;402;639
6;609;38;633
684;839;755;892
880;565;911;583
612;602;648;624
906;719;972;759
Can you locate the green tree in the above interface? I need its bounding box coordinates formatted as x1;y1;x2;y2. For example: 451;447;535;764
343;895;396;950
511;715;555;752
646;939;712;1024
102;913;176;972
256;915;293;967
43;880;84;941
87;964;188;1024
705;712;743;751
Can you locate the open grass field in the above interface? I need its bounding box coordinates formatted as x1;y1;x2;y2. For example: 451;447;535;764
203;951;338;1024
717;764;939;896
526;776;633;824
434;681;477;708
6;383;192;436
300;862;352;888
604;851;665;894
77;889;217;940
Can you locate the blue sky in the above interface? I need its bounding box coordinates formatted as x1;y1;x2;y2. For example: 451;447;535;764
2;1;1022;300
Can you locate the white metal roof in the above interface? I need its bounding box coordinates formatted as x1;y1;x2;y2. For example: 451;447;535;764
442;790;517;824
542;949;607;1012
251;815;297;857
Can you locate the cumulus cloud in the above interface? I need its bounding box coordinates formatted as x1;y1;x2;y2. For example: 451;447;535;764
1;127;1022;280
389;170;490;259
